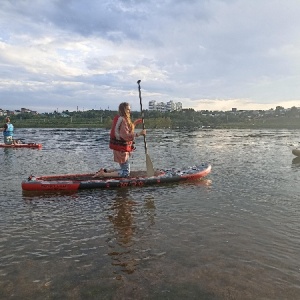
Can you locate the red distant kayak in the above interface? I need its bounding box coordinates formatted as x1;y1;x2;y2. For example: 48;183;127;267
0;143;42;149
22;163;211;191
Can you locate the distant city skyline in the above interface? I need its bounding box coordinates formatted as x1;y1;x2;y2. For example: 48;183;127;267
1;103;300;118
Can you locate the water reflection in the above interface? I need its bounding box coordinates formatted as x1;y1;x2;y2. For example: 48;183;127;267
2;148;15;163
142;195;156;227
292;156;300;166
107;190;156;276
107;190;137;275
22;190;79;202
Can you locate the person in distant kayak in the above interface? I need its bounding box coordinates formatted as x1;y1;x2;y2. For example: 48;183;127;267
93;102;145;178
1;117;15;145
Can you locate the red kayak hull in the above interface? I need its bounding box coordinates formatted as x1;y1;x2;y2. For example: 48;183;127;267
22;163;211;191
0;143;42;149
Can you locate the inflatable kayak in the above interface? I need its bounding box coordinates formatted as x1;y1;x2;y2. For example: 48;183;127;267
22;163;211;191
0;143;42;149
292;149;300;157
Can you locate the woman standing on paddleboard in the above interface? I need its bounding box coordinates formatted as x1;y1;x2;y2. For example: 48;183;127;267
94;102;145;177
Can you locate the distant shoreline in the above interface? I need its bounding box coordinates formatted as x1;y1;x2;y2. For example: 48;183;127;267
13;124;300;130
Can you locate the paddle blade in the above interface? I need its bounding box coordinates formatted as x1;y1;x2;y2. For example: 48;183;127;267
146;153;155;177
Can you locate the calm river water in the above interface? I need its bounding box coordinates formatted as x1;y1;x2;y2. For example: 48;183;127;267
0;128;300;300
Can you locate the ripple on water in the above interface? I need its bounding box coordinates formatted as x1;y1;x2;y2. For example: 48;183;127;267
1;129;300;299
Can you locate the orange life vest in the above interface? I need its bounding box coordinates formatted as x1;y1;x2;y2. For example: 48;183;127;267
109;115;135;152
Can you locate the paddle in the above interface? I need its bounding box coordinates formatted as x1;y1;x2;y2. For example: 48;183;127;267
137;80;155;177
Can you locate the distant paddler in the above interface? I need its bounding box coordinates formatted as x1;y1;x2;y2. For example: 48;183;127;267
1;117;16;145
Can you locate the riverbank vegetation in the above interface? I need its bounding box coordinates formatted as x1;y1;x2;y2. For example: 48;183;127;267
1;106;300;129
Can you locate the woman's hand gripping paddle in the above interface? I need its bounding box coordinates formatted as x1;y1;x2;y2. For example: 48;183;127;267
137;80;155;177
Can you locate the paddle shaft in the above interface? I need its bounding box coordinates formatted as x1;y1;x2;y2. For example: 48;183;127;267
137;80;149;154
137;80;155;176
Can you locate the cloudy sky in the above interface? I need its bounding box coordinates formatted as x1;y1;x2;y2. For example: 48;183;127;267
1;0;299;113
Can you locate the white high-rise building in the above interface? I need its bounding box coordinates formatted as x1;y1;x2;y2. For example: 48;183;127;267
149;100;157;111
175;102;182;111
166;101;176;111
156;102;167;112
149;100;182;112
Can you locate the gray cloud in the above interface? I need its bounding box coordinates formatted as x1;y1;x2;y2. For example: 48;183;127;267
1;0;300;113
